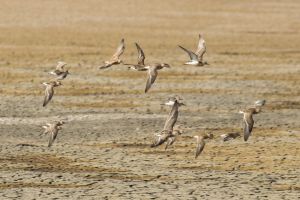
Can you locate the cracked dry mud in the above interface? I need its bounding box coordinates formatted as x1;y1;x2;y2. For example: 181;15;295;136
0;0;300;199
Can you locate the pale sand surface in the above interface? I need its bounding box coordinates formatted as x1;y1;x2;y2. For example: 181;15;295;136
0;0;300;199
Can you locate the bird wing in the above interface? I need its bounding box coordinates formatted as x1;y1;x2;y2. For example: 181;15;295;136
163;100;179;131
99;61;115;69
111;38;125;60
195;34;206;62
195;140;205;158
56;62;67;71
48;128;58;147
150;131;171;148
135;43;145;65
254;99;266;107
243;113;254;141
43;85;54;107
145;67;158;93
178;45;199;62
41;125;50;136
165;136;176;150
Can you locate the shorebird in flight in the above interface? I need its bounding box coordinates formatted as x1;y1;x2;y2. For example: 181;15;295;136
99;38;125;69
162;96;185;106
144;63;170;93
49;62;70;80
220;132;240;141
194;135;205;159
151;98;183;149
126;43;148;71
203;132;214;139
41;121;65;147
42;81;62;107
239;100;266;141
178;34;208;66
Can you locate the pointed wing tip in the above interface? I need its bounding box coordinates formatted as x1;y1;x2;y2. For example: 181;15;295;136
150;143;157;148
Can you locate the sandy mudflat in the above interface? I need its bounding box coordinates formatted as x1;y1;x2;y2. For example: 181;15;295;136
0;0;300;199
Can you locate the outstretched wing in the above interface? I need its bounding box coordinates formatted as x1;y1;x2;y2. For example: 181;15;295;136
150;131;171;148
165;136;176;150
135;43;145;65
163;100;179;131
195;34;206;61
178;45;198;62
195;140;205;159
111;38;125;60
145;67;158;93
48;129;58;147
243;113;254;141
43;85;54;107
99;62;114;69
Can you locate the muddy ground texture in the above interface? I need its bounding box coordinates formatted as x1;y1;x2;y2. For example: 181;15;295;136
0;0;300;199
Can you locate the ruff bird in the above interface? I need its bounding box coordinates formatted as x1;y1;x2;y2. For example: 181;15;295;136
178;34;208;66
42;81;62;107
99;38;125;69
144;63;170;93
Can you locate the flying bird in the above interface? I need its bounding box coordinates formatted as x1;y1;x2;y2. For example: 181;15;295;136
220;132;240;141
99;38;125;69
42;81;62;107
151;99;183;148
49;61;70;80
126;43;147;71
144;63;170;93
178;34;208;66
194;135;205;159
239;100;266;141
162;96;185;106
41;121;65;147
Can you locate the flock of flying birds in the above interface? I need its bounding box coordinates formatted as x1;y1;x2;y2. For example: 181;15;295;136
41;34;266;158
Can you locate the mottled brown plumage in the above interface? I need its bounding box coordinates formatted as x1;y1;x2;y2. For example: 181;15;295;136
144;63;170;93
42;81;62;107
41;121;64;147
99;38;125;69
239;103;264;141
178;34;207;66
126;43;148;71
194;135;205;159
151;99;183;148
